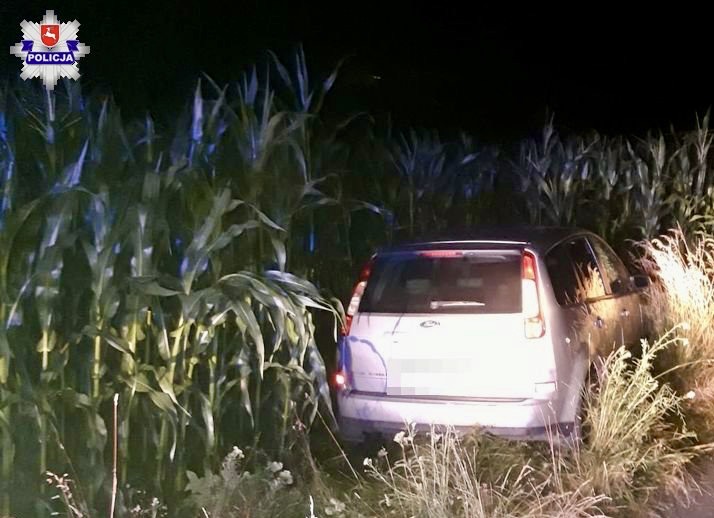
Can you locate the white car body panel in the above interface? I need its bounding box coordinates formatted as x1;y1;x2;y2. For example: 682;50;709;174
335;229;646;443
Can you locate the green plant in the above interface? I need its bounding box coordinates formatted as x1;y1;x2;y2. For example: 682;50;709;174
516;117;596;227
0;54;347;514
572;330;705;514
185;446;300;517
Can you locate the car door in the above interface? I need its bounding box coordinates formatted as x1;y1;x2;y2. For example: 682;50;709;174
587;236;643;347
545;236;617;358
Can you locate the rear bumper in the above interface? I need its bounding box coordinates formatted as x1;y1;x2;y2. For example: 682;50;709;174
337;390;569;443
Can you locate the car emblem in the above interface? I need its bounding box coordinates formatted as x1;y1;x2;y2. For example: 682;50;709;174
420;320;440;328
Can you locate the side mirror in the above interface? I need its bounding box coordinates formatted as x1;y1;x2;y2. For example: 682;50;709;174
630;274;650;289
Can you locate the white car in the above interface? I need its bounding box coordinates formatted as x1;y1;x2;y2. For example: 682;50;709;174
334;226;648;443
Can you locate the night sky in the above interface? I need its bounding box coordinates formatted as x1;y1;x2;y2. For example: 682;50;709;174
1;2;712;143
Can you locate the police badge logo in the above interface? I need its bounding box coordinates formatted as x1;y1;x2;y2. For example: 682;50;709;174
10;10;90;91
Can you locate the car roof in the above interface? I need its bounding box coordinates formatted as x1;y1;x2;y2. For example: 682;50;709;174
380;225;595;255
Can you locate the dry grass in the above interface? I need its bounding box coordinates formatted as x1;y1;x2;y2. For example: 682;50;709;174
358;428;608;518
638;229;714;440
344;330;704;518
572;330;705;514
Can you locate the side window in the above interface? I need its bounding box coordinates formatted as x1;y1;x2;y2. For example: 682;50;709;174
545;237;606;306
589;237;631;294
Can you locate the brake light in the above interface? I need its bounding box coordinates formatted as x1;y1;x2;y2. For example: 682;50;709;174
417;249;463;258
522;251;545;338
342;258;374;335
334;371;347;388
522;253;536;281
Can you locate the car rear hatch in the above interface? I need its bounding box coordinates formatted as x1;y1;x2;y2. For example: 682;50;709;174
342;247;552;399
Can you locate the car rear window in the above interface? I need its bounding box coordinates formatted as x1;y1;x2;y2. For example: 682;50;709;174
359;250;522;314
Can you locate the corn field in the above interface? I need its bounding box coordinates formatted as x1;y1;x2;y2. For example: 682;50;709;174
0;51;355;515
1;49;714;515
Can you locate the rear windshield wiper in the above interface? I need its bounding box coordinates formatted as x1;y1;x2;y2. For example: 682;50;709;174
429;300;486;309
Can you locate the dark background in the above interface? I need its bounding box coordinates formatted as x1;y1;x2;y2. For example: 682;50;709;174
1;1;712;143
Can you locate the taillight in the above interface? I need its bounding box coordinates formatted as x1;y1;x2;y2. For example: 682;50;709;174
522;251;545;338
334;371;347;388
342;258;374;335
417;249;463;258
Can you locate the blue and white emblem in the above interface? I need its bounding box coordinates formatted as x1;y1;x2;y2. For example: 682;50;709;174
9;10;90;91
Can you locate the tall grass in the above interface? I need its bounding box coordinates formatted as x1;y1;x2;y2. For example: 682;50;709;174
639;229;714;441
351;331;706;518
361;427;609;518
